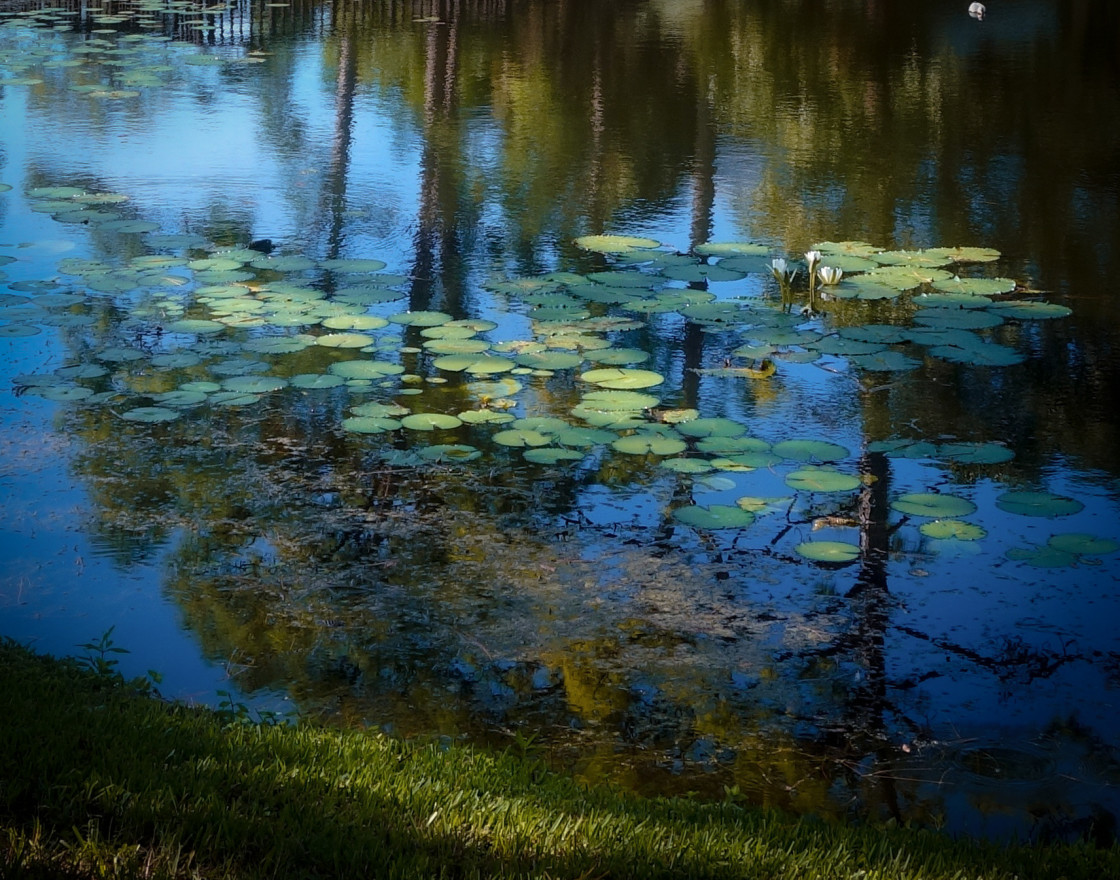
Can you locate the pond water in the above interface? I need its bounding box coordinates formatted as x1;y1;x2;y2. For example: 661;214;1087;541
2;0;1119;844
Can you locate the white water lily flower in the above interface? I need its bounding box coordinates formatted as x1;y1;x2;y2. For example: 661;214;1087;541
805;250;822;271
770;257;796;284
817;266;843;286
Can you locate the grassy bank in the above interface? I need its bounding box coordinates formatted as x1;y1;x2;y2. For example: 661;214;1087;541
1;640;1115;879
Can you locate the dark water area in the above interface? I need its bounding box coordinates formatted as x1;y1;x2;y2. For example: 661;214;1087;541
2;0;1119;844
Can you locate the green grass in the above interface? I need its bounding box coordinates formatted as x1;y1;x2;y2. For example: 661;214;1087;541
0;640;1116;879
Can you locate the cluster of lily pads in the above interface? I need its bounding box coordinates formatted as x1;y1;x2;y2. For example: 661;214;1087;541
0;1;272;99
3;177;1112;567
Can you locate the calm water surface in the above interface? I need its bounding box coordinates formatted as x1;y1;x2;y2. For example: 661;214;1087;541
1;0;1119;842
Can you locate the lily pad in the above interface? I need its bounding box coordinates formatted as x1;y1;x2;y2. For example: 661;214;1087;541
433;354;515;374
342;416;401;434
930;276;1016;297
938;442;1015;465
612;432;687;456
578;390;659;412
418;444;481;463
524;447;586;465
121;406;180;423
319;258;388;272
995;491;1084;518
328;360;404;379
221;375;287;394
785;468;862;493
772;439;849;462
661;263;746;284
167;318;225;335
1047;533;1119;556
389;310;452;327
493;428;553;448
923;246;1002;264
891;493;977;518
290;374;346;389
660;458;714;474
795;541;859;563
1005;546;1078;568
987;300;1072;320
676;418;747;439
581;368;664;390
850;351;921;372
673;504;755;529
574;234;661;253
401;413;463;431
919;520;987;540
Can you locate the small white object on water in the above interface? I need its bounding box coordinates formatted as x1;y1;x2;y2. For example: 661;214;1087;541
969;2;986;19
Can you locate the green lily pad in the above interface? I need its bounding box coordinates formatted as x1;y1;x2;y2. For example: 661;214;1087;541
1047;533;1119;556
987;300;1072;320
319;258;388;272
673;504;755;529
660;458;714;474
458;409;515;425
389;310;452;327
581;368;664;389
661;263;746;284
586;347;651;366
316;332;376;348
523;447;586;465
574;234;661;253
0;324;40;337
38;385;95;402
795;541;859;563
221;375;287;393
242;336;315;354
694;242;770;257
423;338;492;355
736;496;792;515
676;418;747;439
150;352;202;368
772;439;849;462
167;318;225;335
156;390;209;408
891;493;977;518
321;315;390;331
121;406;180;423
493;428;553;448
612;432;687;456
433;354;515;374
923;246;1001;264
696;436;771;455
418;444;481;462
937;442;1015;465
812;240;882;258
930;276;1016;297
927;343;1025;366
785;468;862;493
1005;546;1078;568
556;426;617;447
995;491;1084;518
576;392;659;416
342;416;401;434
919;520;987;540
914;308;1003;331
850;351;921;372
514;351;583;370
290;374;346;390
871;250;951;268
401;412;463;431
328;360;404;379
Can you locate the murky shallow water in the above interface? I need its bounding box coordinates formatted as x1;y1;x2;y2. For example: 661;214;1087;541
2;0;1119;843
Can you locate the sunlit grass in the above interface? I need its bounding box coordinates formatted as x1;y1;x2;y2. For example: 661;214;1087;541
1;640;1115;879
